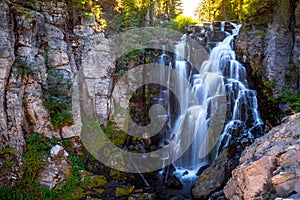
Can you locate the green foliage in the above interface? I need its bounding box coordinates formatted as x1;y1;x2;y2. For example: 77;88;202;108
0;181;57;200
66;0;107;32
279;89;300;113
0;133;59;199
11;57;37;80
42;70;73;130
195;0;276;26
0;147;18;179
11;5;37;18
0;134;108;200
285;62;300;85
69;155;85;171
115;49;143;79
113;0;183;31
195;0;241;22
279;62;300;114
169;14;199;32
22;133;58;185
240;0;276;25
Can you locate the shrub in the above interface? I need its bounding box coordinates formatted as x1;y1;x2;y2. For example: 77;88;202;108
279;89;300;114
11;57;37;80
42;70;73;129
169;14;199;33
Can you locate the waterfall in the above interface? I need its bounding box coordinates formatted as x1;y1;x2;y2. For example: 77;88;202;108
160;22;264;181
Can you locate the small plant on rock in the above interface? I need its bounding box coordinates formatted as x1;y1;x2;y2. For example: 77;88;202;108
42;69;73;130
11;57;38;80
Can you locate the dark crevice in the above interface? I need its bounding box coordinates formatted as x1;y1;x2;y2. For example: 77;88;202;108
289;0;298;63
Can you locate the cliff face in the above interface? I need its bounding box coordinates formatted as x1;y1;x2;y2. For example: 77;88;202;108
0;0;114;187
235;0;300;125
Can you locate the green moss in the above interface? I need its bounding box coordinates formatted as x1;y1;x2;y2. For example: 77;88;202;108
85;175;107;188
95;188;105;194
104;121;127;146
110;169;122;178
0;133;112;199
115;186;135;197
0;147;17;155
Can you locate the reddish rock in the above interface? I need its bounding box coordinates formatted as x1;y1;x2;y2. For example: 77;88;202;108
224;114;300;200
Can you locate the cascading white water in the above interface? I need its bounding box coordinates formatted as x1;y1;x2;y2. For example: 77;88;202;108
161;22;264;181
158;45;173;142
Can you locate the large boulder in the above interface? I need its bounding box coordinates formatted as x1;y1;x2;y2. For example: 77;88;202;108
224;113;300;200
192;150;231;199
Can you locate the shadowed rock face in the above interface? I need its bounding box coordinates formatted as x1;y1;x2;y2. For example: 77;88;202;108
224;113;300;200
235;0;300;125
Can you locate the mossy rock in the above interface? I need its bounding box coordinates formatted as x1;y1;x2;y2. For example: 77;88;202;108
115;186;135;197
86;175;107;188
104;121;127;146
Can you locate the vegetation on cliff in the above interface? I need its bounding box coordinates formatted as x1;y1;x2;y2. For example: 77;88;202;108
195;0;277;25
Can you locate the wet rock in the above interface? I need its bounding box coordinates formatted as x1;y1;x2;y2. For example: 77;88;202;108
203;22;212;31
210;190;226;200
224;22;236;34
192;149;230;199
212;21;222;31
165;175;183;189
224;114;300;200
207;31;227;43
196;163;210;176
187;25;204;34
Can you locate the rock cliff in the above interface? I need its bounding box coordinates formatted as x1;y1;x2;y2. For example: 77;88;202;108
0;0;114;188
235;0;300;125
224;113;300;200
